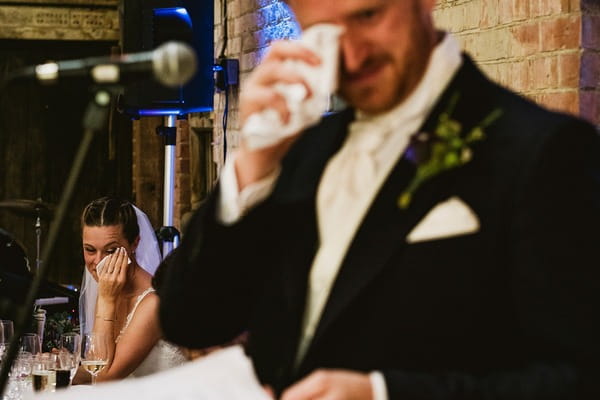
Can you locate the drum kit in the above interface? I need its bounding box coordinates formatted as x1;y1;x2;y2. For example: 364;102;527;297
0;199;79;397
0;198;54;275
0;198;80;321
0;198;72;295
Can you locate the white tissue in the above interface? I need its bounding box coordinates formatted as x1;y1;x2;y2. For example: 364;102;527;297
96;250;132;275
242;24;343;150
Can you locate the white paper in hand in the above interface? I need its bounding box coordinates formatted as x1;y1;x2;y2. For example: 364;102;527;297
34;346;271;400
242;24;343;150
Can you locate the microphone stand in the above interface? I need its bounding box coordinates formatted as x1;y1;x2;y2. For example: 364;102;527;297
0;86;116;397
35;210;42;273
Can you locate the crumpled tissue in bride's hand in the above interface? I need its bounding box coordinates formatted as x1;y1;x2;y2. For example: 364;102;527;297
95;250;132;275
242;23;344;150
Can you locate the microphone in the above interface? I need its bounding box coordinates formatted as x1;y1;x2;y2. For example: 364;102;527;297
12;41;197;88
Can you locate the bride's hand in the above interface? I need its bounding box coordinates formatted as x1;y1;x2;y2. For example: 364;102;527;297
97;247;129;301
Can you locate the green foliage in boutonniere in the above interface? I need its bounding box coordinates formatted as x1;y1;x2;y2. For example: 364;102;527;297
398;93;503;209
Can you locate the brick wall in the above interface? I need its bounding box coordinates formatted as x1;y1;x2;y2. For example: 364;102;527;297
434;0;599;125
132;116;164;229
174;118;192;229
213;0;298;167
581;0;600;123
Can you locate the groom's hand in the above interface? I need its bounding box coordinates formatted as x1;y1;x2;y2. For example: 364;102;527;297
235;41;321;191
280;369;374;400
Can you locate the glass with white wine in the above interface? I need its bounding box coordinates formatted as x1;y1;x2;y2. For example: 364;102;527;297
81;333;108;385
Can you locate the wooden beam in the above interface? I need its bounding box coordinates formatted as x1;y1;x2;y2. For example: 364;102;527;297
0;0;117;6
0;5;118;40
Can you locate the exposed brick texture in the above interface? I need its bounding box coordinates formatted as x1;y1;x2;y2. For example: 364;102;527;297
435;0;599;125
174;118;192;230
132;116;165;229
581;0;600;125
213;0;298;175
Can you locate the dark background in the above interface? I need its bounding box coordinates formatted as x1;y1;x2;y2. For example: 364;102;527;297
0;39;133;289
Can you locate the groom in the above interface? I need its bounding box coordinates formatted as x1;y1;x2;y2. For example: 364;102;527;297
158;0;600;398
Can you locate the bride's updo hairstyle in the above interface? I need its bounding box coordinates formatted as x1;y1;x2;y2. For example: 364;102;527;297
81;197;140;244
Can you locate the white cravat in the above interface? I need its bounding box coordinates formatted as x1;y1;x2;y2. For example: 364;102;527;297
297;34;462;366
217;34;463;400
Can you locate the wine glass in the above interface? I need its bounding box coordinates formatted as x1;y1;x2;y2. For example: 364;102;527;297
1;320;14;339
0;322;4;361
81;333;108;385
57;332;81;387
0;320;14;360
20;333;41;356
8;353;33;398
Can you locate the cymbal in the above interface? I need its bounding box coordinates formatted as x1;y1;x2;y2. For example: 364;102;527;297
0;199;54;219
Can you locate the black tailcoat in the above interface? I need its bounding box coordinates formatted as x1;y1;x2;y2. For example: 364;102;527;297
159;57;600;399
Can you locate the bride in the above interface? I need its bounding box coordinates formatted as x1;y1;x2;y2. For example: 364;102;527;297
74;197;186;383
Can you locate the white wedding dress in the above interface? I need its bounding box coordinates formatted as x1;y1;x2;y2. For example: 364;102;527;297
116;287;187;377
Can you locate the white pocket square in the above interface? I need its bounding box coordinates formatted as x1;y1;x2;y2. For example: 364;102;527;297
406;196;480;243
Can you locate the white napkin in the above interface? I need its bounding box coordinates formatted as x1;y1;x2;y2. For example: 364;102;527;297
242;23;343;150
34;346;270;400
95;250;132;275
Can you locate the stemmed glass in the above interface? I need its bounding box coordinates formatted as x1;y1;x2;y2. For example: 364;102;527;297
23;333;47;393
81;333;108;385
10;353;33;397
0;320;14;361
0;321;4;362
20;333;41;356
57;332;81;388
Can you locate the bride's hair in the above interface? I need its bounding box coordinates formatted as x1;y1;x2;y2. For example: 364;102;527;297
81;197;140;244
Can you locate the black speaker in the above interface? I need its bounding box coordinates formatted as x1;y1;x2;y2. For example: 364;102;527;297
120;0;214;116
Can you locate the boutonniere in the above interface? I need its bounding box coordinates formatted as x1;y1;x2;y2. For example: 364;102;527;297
398;93;503;209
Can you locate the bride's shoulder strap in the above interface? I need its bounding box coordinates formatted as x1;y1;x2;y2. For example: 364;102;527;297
116;287;157;342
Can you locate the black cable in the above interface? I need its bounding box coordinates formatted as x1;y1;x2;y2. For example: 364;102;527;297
219;0;229;162
219;0;228;59
223;86;229;162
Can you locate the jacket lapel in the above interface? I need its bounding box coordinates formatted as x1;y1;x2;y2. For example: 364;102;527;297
303;56;500;364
